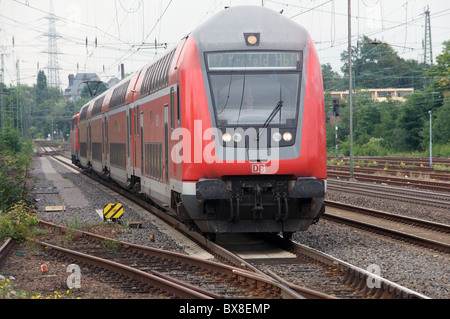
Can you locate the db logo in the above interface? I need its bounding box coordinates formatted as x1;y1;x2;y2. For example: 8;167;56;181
252;163;266;174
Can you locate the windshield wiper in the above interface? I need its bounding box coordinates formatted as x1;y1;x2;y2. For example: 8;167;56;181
262;99;283;128
262;84;283;129
258;99;283;141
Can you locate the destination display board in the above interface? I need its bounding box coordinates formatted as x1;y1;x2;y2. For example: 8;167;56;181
206;51;301;71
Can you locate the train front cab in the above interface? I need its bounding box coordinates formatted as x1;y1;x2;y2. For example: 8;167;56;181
178;6;327;237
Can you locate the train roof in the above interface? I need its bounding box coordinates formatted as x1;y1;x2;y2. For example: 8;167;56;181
191;5;311;52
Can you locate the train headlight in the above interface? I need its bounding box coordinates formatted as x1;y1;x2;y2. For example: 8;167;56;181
283;132;293;142
233;133;242;143
247;35;258;45
222;133;232;143
273;132;282;142
244;33;260;46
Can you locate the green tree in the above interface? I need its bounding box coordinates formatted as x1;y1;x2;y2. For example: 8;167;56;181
340;36;425;90
81;81;108;98
322;63;344;92
0;118;21;154
397;92;426;151
433;96;450;144
426;40;450;93
35;70;48;106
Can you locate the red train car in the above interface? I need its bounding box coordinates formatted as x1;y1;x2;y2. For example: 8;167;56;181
70;112;80;164
72;6;327;239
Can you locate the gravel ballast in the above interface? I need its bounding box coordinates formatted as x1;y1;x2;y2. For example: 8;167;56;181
28;156;186;254
27;155;449;299
293;189;449;299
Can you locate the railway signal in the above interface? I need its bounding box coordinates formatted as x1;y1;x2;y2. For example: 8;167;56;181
333;99;339;116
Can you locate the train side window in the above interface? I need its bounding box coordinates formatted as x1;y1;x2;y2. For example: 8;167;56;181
154;142;157;179
151;142;154;178
141;68;148;96
150;64;156;93
177;85;181;126
156;142;160;180
158;56;166;90
156;60;163;90
144;143;148;176
159;142;163;181
150;63;157;93
143;64;155;96
158;142;161;180
152;61;159;92
161;54;170;88
170;87;175;131
148;143;151;178
148;143;151;177
134;105;140;137
137;105;140;136
164;50;175;87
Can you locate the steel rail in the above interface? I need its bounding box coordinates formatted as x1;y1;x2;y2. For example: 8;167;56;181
36;240;213;299
0;237;14;267
328;171;450;193
267;235;430;299
324;201;450;254
265;270;336;299
326;200;450;233
38;220;305;299
327;180;450;210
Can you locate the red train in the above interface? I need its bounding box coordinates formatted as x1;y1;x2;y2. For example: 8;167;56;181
71;6;327;240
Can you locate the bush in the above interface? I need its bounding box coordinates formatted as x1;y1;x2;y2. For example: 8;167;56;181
0;155;26;212
0;201;39;243
429;144;450;157
0;126;22;154
355;137;388;156
0;136;32;212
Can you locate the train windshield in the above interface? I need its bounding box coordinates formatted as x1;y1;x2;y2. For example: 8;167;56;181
206;51;302;127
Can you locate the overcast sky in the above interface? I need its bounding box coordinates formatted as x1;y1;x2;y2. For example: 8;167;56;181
0;0;449;89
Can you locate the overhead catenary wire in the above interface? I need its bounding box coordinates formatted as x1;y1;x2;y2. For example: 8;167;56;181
1;0;449;88
102;0;173;75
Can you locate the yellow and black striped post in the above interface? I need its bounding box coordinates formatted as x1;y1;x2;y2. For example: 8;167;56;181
103;203;124;222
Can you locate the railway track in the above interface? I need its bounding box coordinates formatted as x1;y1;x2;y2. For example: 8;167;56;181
25;143;433;299
328;165;450;183
328;179;450;211
328;156;450;168
324;200;450;254
215;232;430;299
1;228;429;300
328;169;450;193
268;235;429;299
33;220;301;299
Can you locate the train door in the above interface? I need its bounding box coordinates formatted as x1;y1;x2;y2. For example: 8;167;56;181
87;121;91;162
133;105;140;174
140;112;144;175
164;105;169;184
102;117;105;167
127;108;132;171
105;116;109;164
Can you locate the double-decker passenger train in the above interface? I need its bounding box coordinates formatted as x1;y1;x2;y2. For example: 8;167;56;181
71;5;327;240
